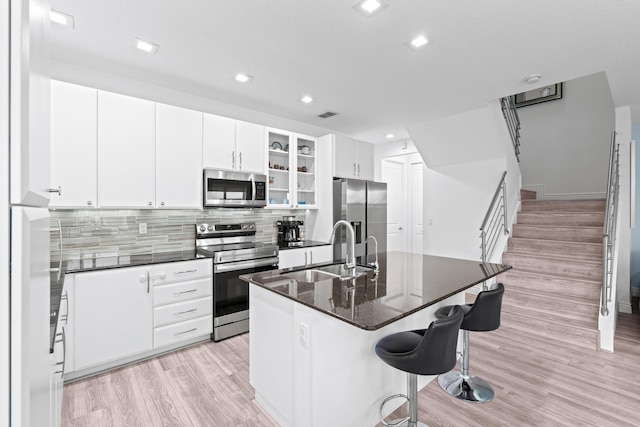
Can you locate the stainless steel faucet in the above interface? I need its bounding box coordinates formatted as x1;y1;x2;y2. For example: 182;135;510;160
364;235;379;273
329;220;356;270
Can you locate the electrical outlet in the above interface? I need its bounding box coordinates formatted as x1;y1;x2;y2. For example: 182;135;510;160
427;218;433;226
139;223;147;234
299;322;309;348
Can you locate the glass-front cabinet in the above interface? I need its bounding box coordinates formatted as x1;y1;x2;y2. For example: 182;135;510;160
267;128;317;209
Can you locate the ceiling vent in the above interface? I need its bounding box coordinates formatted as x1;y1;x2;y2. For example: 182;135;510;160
318;111;338;119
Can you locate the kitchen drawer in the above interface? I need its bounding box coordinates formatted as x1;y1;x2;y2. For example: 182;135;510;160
154;296;212;327
154;278;212;306
152;259;212;285
154;315;213;349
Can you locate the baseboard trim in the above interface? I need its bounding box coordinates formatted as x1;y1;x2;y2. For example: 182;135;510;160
618;301;633;314
632;287;640;297
521;184;605;201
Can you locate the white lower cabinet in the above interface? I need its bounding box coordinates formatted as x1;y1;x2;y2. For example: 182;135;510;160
278;245;333;269
74;266;154;371
65;259;214;379
50;281;68;427
152;259;213;349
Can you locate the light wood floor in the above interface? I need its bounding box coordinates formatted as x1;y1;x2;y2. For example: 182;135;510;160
62;299;640;427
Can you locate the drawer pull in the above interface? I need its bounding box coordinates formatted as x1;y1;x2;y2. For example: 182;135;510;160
174;308;197;317
173;269;197;275
174;289;198;296
174;327;197;337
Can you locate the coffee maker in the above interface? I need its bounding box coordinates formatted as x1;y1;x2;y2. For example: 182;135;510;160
276;216;304;247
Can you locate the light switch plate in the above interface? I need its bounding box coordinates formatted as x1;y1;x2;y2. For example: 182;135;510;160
299;322;309;348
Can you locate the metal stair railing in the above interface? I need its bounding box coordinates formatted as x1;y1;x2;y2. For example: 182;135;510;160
500;96;521;162
480;172;509;290
601;132;619;316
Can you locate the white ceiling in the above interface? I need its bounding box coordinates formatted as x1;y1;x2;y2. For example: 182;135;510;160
49;0;640;144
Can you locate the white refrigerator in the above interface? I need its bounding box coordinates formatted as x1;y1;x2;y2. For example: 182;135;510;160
2;1;52;426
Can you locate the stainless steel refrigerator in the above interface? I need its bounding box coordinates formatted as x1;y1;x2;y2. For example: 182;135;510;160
332;178;387;266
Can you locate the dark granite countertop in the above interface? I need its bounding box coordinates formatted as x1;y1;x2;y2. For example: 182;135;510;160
240;251;511;331
49;250;204;352
278;240;331;250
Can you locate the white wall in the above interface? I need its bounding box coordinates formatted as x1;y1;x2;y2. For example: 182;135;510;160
615;106;632;314
404;101;521;260
518;72;615;199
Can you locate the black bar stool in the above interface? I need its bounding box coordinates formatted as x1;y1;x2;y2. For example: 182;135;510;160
435;283;505;403
375;305;464;427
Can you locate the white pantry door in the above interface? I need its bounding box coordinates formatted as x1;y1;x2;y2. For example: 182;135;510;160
382;158;407;296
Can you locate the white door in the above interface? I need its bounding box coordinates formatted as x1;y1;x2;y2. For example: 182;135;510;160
97;91;156;208
409;161;425;296
155;103;203;208
50;81;98;208
382;158;407;295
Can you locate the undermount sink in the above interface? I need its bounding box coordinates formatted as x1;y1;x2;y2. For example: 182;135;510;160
315;264;372;278
282;269;339;283
282;263;373;283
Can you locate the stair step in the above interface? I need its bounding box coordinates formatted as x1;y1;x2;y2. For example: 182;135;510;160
503;285;598;322
501;271;601;302
512;224;603;243
521;199;605;212
507;238;601;261
520;189;537;200
517;211;604;226
502;252;602;282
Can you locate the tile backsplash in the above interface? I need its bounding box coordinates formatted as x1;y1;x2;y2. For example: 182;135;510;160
50;208;303;262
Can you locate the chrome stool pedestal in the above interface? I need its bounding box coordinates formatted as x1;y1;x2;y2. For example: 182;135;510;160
437;330;494;403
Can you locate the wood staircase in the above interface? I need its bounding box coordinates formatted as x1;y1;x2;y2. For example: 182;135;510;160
500;189;605;350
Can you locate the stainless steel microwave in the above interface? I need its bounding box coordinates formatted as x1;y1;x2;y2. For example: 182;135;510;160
203;169;267;208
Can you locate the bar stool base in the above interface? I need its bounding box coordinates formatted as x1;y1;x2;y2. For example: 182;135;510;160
437;371;494;403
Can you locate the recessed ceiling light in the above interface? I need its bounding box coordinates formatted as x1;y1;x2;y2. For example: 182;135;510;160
385;133;395;139
50;10;74;28
301;95;314;104
524;74;542;84
353;0;388;17
135;38;159;54
409;35;429;49
235;73;253;83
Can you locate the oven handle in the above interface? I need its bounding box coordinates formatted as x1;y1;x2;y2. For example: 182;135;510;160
214;257;279;273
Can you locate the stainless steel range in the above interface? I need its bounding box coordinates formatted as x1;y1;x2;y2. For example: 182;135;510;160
196;221;279;341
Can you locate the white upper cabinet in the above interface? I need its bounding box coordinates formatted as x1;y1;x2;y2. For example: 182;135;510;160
203;114;265;174
236;120;266;173
332;134;374;181
50;81;98;208
203;114;235;171
97;91;156;208
155;103;203;208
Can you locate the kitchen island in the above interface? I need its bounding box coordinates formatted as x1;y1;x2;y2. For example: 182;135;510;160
241;251;510;427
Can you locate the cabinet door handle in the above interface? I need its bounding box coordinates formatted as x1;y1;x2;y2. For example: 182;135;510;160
174;327;197;337
239;152;242;170
173;269;197;275
309;250;313;265
87;200;93;206
357;164;361;176
148;201;153;206
232;151;236;169
48;186;62;195
174;288;198;296
146;272;150;293
160;201;165;206
304;251;308;265
353;163;357;176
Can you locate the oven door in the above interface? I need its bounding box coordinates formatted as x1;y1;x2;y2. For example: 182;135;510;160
212;257;278;341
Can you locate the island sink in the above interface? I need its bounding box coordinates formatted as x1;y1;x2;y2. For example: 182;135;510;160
281;263;373;282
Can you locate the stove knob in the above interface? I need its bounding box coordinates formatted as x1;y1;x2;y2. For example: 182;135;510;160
199;225;206;232
249;224;254;230
208;225;214;231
